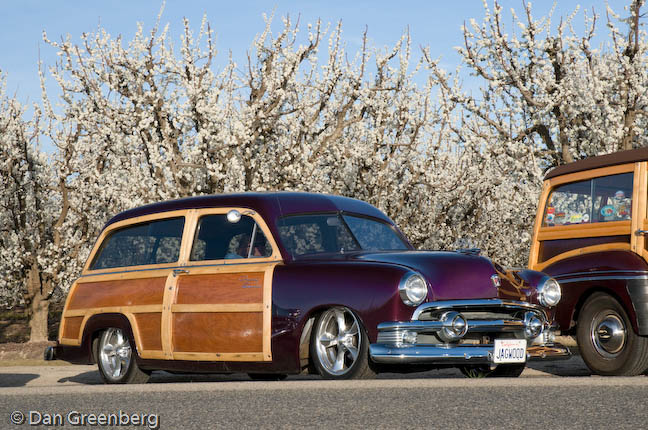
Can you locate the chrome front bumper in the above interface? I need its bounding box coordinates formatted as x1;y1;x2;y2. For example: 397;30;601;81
369;299;570;365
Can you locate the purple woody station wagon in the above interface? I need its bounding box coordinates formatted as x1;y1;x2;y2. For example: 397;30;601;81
48;192;568;382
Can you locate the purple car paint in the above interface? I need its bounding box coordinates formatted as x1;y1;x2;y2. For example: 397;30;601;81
51;192;568;380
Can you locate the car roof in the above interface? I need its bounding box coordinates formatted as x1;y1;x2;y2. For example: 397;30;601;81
104;192;394;228
544;147;648;180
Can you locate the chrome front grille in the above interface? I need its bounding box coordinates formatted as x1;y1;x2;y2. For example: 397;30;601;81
377;299;549;347
370;299;570;364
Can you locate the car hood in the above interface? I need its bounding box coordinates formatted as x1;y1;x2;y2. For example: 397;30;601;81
350;250;499;301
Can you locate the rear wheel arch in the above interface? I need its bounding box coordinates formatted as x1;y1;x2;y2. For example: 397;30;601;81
81;313;139;363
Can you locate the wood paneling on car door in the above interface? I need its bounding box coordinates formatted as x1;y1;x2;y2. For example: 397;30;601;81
167;264;276;362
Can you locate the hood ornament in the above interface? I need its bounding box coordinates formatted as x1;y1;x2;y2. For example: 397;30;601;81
456;248;481;256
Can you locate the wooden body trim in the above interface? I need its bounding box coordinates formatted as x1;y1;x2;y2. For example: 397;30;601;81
530;161;648;270
632;163;648;255
170;304;264;313
82;210;189;275
536;221;631;241
533;243;632;272
544;164;635;188
61;205;282;363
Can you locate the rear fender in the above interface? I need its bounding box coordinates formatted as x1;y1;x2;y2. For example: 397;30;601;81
80;313;139;364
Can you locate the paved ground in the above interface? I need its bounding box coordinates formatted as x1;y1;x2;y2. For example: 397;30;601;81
4;354;647;429
0;349;592;388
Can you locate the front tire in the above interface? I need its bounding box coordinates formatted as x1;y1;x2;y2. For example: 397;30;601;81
96;328;150;384
310;307;375;380
577;293;648;376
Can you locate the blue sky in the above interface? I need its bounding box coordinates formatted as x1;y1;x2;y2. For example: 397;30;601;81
0;1;619;107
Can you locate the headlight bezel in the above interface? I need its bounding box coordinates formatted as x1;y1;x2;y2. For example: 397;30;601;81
537;277;562;307
398;271;428;307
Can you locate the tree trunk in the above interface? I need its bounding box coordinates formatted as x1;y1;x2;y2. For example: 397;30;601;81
26;263;49;343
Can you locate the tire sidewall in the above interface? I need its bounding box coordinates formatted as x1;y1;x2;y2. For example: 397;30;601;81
309;307;371;380
96;328;144;384
577;293;638;375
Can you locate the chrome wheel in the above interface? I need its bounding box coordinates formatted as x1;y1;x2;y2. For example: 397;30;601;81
591;312;626;358
314;307;362;377
99;328;132;382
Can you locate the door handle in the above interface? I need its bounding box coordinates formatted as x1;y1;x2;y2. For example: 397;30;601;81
173;269;189;277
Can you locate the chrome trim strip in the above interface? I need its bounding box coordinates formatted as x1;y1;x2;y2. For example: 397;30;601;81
377;319;526;334
369;343;570;364
377;321;443;331
369;344;494;364
81;265;178;277
81;260;283;277
558;275;648;284
554;270;648;279
412;299;544;320
466;319;526;333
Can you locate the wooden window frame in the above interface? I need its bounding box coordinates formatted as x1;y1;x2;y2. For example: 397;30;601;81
529;163;645;270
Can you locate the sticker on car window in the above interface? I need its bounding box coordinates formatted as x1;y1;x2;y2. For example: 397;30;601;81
600;205;615;218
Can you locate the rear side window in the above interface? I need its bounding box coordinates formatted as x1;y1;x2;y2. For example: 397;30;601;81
277;214;360;256
90;217;185;270
190;214;272;261
544;173;633;226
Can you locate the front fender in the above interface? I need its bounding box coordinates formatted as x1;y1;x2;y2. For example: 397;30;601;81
269;262;414;371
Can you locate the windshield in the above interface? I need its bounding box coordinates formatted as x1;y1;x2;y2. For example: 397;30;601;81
277;213;409;257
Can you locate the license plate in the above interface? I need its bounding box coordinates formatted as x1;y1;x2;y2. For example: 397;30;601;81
493;339;527;364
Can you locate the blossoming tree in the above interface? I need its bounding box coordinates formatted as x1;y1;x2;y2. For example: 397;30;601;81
2;1;648;342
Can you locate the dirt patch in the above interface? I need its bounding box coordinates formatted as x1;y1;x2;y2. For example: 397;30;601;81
0;341;55;361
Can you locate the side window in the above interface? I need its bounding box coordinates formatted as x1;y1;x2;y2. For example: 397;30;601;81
90;217;185;270
277;214;361;256
190;214;272;261
343;215;408;250
278;222;326;256
593;173;633;222
544;172;633;226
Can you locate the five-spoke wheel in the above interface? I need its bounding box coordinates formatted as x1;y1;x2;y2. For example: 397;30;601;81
310;307;374;379
96;327;150;384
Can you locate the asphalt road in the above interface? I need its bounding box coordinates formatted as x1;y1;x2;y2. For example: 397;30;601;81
1;356;647;429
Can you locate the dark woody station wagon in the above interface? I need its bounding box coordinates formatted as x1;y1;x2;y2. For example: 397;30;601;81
530;148;648;376
48;192;568;382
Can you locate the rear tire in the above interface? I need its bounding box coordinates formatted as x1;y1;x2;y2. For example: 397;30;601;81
577;293;648;376
96;328;150;384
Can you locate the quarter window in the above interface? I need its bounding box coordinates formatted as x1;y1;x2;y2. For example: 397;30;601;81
343;215;408;251
190;214;272;261
90;217;185;270
544;173;633;226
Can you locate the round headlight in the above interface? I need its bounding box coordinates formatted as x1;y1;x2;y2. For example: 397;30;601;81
398;272;428;306
538;277;561;307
